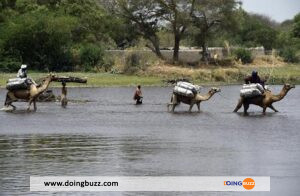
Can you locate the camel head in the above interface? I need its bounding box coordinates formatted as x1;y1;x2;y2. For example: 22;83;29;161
209;87;221;95
41;74;56;83
283;83;295;92
48;73;56;81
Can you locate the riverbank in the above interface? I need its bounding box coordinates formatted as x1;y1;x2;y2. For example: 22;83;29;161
0;64;299;87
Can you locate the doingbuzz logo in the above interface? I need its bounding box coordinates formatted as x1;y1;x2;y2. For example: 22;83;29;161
224;178;255;190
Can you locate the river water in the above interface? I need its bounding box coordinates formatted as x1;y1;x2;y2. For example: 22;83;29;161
0;86;299;196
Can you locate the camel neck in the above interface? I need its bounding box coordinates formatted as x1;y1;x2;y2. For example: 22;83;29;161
198;92;214;101
272;88;288;102
37;78;51;94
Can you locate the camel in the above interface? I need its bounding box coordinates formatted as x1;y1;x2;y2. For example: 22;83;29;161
4;74;55;111
168;87;221;112
233;84;295;115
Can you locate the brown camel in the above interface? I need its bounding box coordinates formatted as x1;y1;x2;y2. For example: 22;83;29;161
4;74;55;111
168;87;221;112
233;84;295;115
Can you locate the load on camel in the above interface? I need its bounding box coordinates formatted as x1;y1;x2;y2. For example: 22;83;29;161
3;75;87;111
167;81;221;112
233;83;295;115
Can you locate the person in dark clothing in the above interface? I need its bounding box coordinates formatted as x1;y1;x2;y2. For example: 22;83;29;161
245;70;265;88
133;85;143;104
61;81;68;108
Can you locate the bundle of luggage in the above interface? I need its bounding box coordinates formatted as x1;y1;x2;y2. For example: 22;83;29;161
240;83;265;98
173;81;201;97
6;78;29;91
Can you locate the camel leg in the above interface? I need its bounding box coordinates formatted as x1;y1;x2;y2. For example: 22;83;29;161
27;99;33;111
196;103;200;112
33;100;37;112
262;107;267;115
4;93;16;110
243;103;249;115
188;104;194;112
167;95;173;112
170;94;178;113
167;103;174;112
269;105;278;112
233;98;243;112
4;93;11;107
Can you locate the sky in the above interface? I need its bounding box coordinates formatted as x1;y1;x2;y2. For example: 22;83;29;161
241;0;300;22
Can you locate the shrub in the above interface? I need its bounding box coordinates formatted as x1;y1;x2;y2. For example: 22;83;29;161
102;55;115;72
234;48;253;64
214;57;235;66
0;13;78;71
279;47;299;63
123;52;141;74
79;44;104;71
0;57;21;72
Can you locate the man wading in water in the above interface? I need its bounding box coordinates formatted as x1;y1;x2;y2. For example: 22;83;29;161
133;85;143;104
61;81;68;108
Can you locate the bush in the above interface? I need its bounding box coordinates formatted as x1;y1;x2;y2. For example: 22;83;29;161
123;52;141;74
0;57;21;72
234;48;253;64
214;57;235;66
79;44;104;71
102;55;114;72
0;12;78;71
279;47;299;63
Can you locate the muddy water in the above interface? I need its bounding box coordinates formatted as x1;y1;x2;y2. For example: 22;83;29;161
0;86;299;196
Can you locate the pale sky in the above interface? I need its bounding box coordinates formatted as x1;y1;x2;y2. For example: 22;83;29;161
241;0;300;22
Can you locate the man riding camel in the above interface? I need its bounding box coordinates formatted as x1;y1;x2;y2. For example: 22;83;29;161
17;64;36;86
245;70;265;88
17;64;28;79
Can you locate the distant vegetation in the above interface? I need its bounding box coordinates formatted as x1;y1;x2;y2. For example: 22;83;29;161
0;0;299;72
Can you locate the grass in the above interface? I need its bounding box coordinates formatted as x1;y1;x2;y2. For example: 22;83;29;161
145;63;300;85
0;64;299;88
0;72;162;88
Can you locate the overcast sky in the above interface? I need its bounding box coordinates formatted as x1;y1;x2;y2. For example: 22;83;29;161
241;0;300;22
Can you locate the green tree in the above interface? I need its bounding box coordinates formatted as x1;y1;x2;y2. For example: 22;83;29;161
156;0;196;63
1;12;78;71
191;0;239;62
114;0;164;59
292;13;300;38
235;12;278;50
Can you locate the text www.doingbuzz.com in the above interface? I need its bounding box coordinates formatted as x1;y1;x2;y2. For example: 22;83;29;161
44;180;118;188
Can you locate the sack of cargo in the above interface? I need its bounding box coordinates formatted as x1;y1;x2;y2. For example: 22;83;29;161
176;81;202;94
6;78;28;91
240;88;262;98
173;86;194;97
242;83;264;93
176;81;196;90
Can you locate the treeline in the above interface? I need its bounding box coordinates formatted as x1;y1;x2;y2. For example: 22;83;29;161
0;0;299;72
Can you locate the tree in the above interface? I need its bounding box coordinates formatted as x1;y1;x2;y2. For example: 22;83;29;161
1;12;78;71
234;11;278;51
114;0;164;59
191;0;239;62
156;0;196;63
293;13;300;38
